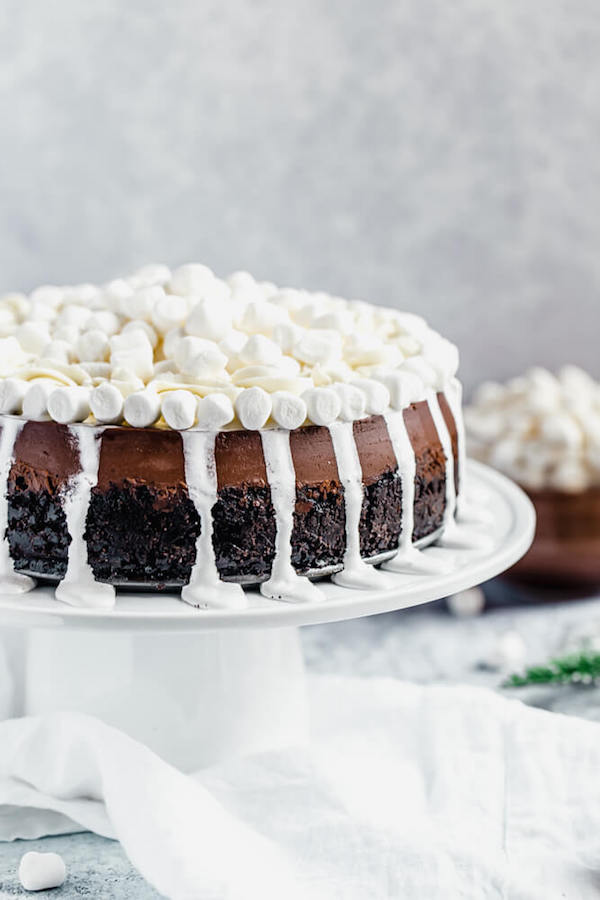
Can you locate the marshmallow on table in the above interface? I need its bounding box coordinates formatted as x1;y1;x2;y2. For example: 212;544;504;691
124;389;161;428
235;387;272;430
196;393;235;429
47;386;91;424
19;851;66;892
161;389;197;430
90;382;125;424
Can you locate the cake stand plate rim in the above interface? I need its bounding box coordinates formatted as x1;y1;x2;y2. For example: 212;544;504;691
0;460;535;632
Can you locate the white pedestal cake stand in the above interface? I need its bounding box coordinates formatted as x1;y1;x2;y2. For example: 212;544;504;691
0;461;534;771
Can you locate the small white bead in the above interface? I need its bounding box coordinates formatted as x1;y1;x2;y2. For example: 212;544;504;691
271;391;307;430
161;389;197;430
47;386;91;424
234;386;272;429
196;393;235;429
0;377;27;413
90;383;125;424
302;387;342;426
19;851;66;892
124;389;161;428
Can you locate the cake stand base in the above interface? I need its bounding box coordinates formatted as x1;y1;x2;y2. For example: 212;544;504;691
4;626;307;772
0;462;535;771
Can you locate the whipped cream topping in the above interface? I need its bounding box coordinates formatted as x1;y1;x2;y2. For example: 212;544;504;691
0;263;459;430
466;366;600;492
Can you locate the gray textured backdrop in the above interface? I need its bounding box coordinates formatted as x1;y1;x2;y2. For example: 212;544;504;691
0;0;599;392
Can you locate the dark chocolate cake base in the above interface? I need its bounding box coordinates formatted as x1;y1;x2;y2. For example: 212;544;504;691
3;396;457;589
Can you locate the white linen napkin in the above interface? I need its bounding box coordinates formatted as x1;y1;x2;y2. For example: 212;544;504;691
1;676;600;899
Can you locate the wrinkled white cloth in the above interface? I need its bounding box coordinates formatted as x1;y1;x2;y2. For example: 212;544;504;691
1;676;600;900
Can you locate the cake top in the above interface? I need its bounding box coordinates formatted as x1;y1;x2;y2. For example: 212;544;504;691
0;263;458;431
466;366;600;492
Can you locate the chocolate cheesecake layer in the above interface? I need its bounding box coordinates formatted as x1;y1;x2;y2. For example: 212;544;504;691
5;394;457;587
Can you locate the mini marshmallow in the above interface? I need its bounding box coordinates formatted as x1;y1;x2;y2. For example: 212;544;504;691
311;309;355;334
235;386;272;430
375;370;425;409
29;285;63;308
22;381;55;420
238;334;283;367
16;322;50;355
401;355;439;387
175;336;228;378
151;293;188;334
110;332;154;382
53;325;81;347
122;319;158;348
196;393;235;429
18;851;66;892
350;378;390;415
161;389;197;430
447;587;485;617
271;391;307;430
153;358;177;375
87;310;121;336
127;285;164;320
47;386;91;424
333;383;366;421
294;329;343;366
76;329;110;362
0;377;27;413
80;362;111;378
134;263;172;286
539;414;582;450
163;327;184;358
90;382;125;423
124;388;161;428
227;270;257;292
272;321;304;354
237;301;289;336
55;304;91;331
42;339;75;365
103;278;134;312
185;297;233;342
219;329;247;359
169;263;216;297
549;458;588;493
344;334;402;368
302;387;342;426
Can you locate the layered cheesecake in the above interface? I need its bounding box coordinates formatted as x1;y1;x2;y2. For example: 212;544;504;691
0;264;463;608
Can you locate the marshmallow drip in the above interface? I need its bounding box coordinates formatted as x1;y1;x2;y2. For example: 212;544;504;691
0;263;474;607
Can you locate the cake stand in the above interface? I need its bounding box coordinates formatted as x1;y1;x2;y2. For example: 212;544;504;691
0;460;534;771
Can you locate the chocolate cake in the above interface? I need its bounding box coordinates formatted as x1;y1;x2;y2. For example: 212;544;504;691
0;263;464;608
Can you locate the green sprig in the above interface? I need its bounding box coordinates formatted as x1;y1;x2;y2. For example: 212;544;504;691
504;651;600;688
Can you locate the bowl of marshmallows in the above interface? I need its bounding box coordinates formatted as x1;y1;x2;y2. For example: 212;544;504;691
466;365;600;586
